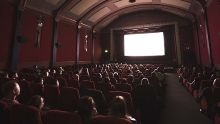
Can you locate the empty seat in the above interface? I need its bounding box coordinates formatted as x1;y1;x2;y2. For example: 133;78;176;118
44;110;82;124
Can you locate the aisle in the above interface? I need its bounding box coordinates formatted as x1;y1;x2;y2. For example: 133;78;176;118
159;73;212;124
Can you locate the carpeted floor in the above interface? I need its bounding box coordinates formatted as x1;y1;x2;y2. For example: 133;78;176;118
159;73;213;124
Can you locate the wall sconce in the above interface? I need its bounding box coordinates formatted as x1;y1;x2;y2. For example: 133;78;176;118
199;23;205;48
84;34;88;52
35;15;44;48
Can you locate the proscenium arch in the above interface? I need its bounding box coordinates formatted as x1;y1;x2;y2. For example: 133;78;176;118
91;4;196;31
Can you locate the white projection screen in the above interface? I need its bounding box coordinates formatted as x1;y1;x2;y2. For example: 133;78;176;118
124;32;165;56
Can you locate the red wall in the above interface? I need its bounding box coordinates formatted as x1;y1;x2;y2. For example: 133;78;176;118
197;15;210;66
207;0;220;67
94;33;102;63
57;21;76;63
18;8;53;68
0;0;16;69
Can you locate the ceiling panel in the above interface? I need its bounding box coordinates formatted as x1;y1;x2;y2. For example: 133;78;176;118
161;0;191;9
45;0;61;5
114;0;152;8
88;7;111;23
70;0;99;16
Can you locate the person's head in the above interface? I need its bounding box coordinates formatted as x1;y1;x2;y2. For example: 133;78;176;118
140;78;149;86
127;75;134;82
109;96;127;118
1;80;20;98
78;96;97;119
213;78;220;88
28;95;44;110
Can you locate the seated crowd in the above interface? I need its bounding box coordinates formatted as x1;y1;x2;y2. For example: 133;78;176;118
177;65;220;123
0;63;167;124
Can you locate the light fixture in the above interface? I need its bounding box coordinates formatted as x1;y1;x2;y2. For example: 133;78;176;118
129;0;136;3
104;50;108;53
35;15;44;48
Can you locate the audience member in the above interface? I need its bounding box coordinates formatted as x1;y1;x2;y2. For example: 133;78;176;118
28;95;45;110
109;96;136;123
78;96;98;124
0;80;20;106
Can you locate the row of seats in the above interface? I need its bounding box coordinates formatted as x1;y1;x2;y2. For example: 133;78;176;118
177;65;220;124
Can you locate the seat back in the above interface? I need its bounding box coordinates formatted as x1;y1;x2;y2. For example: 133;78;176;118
60;87;80;111
44;110;82;124
44;85;60;108
7;104;42;124
91;115;132;124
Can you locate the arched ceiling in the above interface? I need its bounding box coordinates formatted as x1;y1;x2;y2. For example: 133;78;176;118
24;0;211;30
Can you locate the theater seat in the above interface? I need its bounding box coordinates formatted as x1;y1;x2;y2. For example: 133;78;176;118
60;87;80;112
7;104;42;124
91;115;132;124
0;101;8;124
44;85;60;108
44;110;82;124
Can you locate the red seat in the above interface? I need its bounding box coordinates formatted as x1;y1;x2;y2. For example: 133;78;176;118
91;115;132;124
44;85;60;108
44;110;82;124
7;104;42;124
60;87;80;112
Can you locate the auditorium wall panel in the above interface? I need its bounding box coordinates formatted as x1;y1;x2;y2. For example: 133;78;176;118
18;8;53;68
94;33;102;63
0;0;16;69
56;21;76;63
197;16;210;66
207;0;220;67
